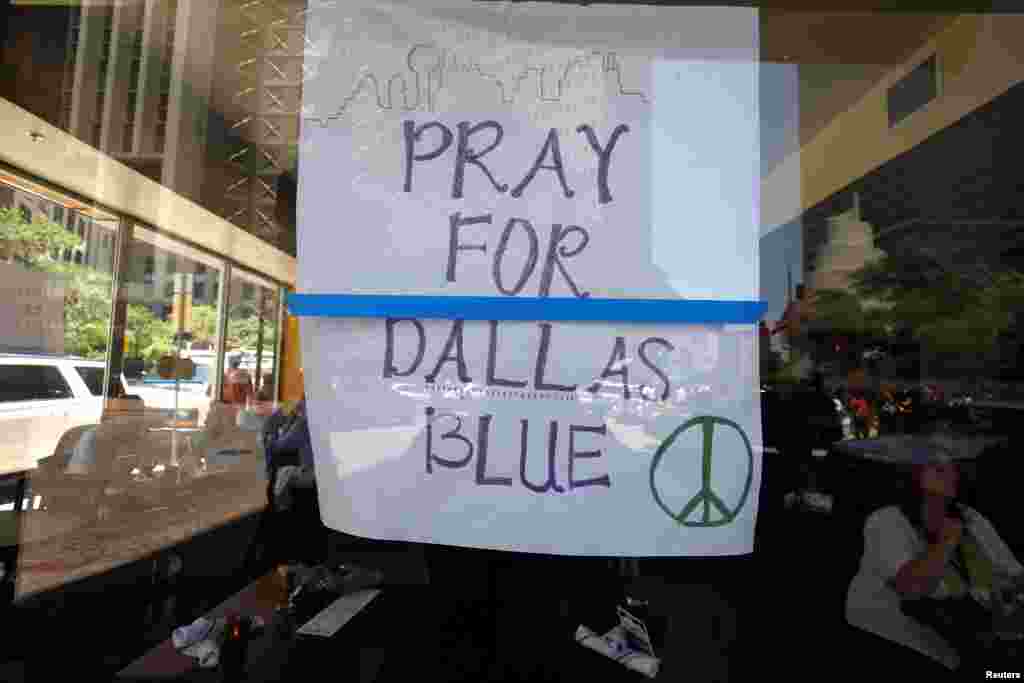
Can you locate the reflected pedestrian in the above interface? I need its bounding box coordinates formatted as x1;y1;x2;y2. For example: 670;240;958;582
223;356;254;405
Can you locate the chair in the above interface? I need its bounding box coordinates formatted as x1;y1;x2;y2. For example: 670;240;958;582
28;425;105;519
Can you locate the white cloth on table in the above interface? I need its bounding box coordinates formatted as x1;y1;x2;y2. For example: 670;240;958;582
171;615;265;669
575;624;660;678
172;617;223;669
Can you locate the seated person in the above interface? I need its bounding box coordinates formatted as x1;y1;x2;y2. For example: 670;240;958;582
223;356;254;405
846;448;1023;672
247;397;323;567
263;397;315;511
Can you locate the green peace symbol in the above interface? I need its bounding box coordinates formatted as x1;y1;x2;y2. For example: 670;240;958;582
648;415;754;528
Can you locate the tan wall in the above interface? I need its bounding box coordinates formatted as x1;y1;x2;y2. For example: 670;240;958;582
762;14;1024;229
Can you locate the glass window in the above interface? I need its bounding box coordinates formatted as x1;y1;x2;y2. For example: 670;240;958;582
887;55;939;126
758;24;1024;676
0;365;72;402
0;1;292;668
225;271;279;404
0;176;117;470
123;225;223;427
11;223;279;606
74;365;105;396
3;1;1020;679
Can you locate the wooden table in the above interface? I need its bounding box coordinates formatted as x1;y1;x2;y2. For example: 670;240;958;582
116;549;740;682
118;568;287;681
117;567;396;682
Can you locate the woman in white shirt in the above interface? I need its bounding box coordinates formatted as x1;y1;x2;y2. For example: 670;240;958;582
846;450;1023;672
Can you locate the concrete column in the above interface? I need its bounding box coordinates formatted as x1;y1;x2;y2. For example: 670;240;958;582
104;219;133;411
68;0;111;145
100;0;145;154
162;0;223;204
213;262;232;403
134;0;173;155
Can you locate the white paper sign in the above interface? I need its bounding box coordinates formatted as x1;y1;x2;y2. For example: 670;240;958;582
297;1;763;556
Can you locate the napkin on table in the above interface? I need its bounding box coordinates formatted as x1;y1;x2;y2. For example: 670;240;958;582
172;615;265;669
575;624;660;678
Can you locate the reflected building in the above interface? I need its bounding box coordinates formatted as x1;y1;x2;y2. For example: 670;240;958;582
0;0;304;254
1;184;116;273
760;14;1024;381
806;201;883;294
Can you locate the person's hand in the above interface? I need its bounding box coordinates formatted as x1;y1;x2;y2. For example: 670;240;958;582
938;517;963;550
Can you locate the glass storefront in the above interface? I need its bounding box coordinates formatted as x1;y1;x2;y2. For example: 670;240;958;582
122;224;224;425
1;2;1023;681
0;177;119;472
0;190;286;606
223;270;280;406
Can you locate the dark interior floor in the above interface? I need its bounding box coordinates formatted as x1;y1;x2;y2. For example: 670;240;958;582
0;499;970;682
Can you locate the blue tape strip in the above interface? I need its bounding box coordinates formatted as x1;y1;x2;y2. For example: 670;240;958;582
287;294;766;324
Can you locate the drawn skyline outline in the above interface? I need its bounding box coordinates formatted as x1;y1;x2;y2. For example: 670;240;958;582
305;43;649;127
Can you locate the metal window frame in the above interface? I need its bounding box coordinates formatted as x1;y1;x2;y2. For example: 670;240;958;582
213;261;232;403
0;162;288;414
101;218;132;402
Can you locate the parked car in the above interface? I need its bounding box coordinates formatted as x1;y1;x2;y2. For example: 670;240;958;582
0;354;127;471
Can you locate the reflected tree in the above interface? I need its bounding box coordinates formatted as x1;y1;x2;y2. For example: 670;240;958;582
0;207;114;359
812;250;1024;375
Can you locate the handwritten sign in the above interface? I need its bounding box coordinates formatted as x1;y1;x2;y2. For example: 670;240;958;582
296;1;763;556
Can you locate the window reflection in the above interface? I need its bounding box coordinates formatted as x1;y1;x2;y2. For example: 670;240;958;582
224;271;279;408
755;12;1024;676
0;0;293;670
0;177;117;473
0;1;1021;679
9;225;230;600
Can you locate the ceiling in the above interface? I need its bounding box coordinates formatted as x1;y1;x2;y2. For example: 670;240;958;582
761;10;954;65
761;11;956;144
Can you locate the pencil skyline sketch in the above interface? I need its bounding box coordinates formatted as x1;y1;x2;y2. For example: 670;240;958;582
305;43;649;127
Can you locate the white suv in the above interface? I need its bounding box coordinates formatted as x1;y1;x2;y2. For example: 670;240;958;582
0;354;127;472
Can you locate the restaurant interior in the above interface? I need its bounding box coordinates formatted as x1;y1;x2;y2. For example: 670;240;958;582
1;2;1024;681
